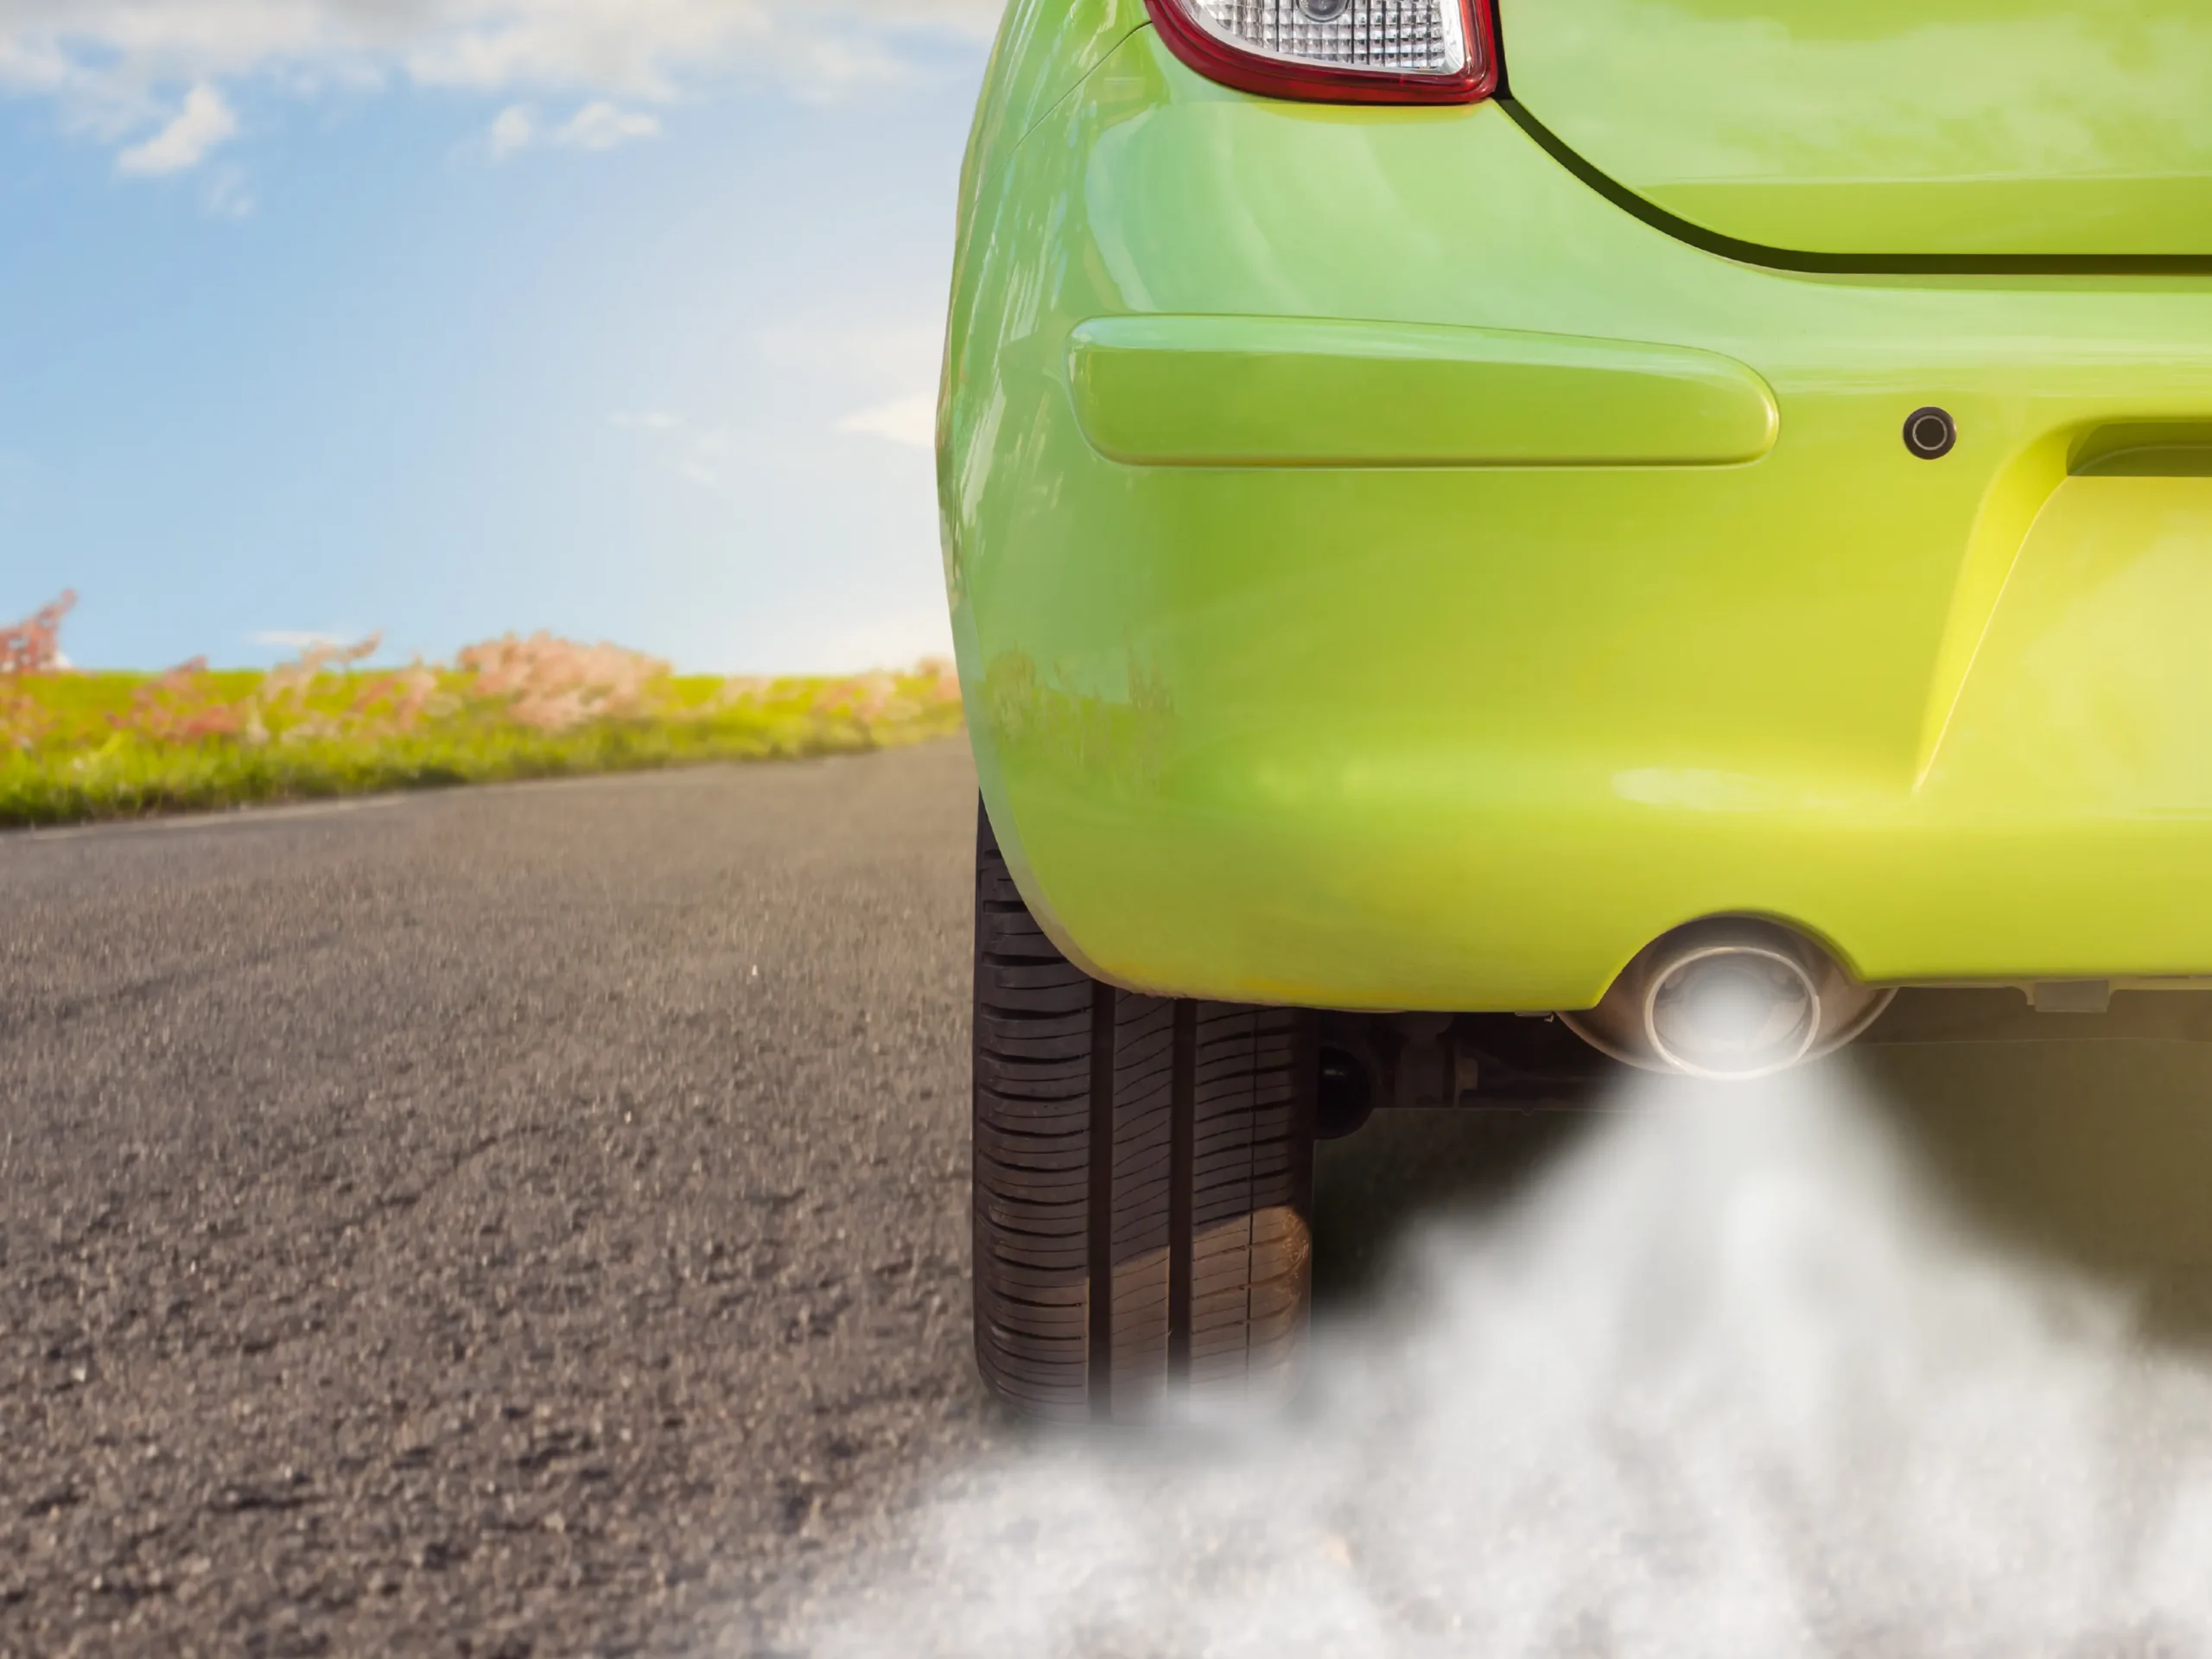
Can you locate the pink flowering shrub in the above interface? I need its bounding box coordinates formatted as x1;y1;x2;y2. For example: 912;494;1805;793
0;683;54;753
0;592;75;677
121;660;248;745
1;594;78;752
0;594;965;825
456;633;670;733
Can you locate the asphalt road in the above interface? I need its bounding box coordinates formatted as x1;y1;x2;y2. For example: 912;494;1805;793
14;740;2212;1656
3;744;993;1658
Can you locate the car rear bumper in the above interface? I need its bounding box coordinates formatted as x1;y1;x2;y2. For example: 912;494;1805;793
942;28;2212;1013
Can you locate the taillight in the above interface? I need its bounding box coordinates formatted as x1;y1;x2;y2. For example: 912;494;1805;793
1143;0;1497;106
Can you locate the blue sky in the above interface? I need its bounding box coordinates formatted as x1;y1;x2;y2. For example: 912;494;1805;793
0;2;1001;672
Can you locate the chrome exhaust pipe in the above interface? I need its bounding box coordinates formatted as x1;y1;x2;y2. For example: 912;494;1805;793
1560;918;1895;1081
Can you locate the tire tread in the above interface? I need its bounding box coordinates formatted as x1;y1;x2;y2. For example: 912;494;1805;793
971;807;1316;1420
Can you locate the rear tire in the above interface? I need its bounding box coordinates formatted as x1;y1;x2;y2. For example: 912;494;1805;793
971;807;1318;1422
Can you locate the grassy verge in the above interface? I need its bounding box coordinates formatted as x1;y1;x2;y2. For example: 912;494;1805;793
0;647;964;830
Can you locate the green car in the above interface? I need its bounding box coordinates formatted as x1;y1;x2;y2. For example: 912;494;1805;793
944;0;2212;1418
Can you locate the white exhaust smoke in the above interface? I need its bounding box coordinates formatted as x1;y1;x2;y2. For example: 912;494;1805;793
771;1064;2212;1657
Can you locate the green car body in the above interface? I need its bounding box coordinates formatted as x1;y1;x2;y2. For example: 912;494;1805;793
941;0;2212;1020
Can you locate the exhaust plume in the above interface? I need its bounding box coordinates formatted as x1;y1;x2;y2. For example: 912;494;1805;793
768;1064;2212;1657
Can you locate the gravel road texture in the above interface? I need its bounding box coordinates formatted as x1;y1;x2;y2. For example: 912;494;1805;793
14;739;2212;1656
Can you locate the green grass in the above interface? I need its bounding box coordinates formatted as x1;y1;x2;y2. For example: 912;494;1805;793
0;663;965;830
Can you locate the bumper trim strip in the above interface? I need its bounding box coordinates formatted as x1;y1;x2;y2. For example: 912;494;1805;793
1067;314;1779;469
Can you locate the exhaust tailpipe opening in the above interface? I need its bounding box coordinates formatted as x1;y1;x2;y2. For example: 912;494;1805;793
1561;918;1894;1081
1645;941;1820;1079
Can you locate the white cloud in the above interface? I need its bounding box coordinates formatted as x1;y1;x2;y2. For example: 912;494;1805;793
116;81;237;175
487;102;535;158
764;320;945;450
252;629;356;651
837;392;936;449
613;410;733;489
560;99;660;149
0;3;1004;100
0;1;1002;174
203;164;255;215
489;97;661;158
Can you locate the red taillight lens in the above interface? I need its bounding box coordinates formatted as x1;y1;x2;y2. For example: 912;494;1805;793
1143;0;1497;106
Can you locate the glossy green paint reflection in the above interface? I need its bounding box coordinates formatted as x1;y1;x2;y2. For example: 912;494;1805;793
1928;474;2212;807
943;22;2212;1014
1067;315;1779;466
1499;0;2212;257
969;0;1149;162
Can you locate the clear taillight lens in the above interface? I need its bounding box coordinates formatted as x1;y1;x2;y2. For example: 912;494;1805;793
1190;0;1467;76
1145;0;1497;105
